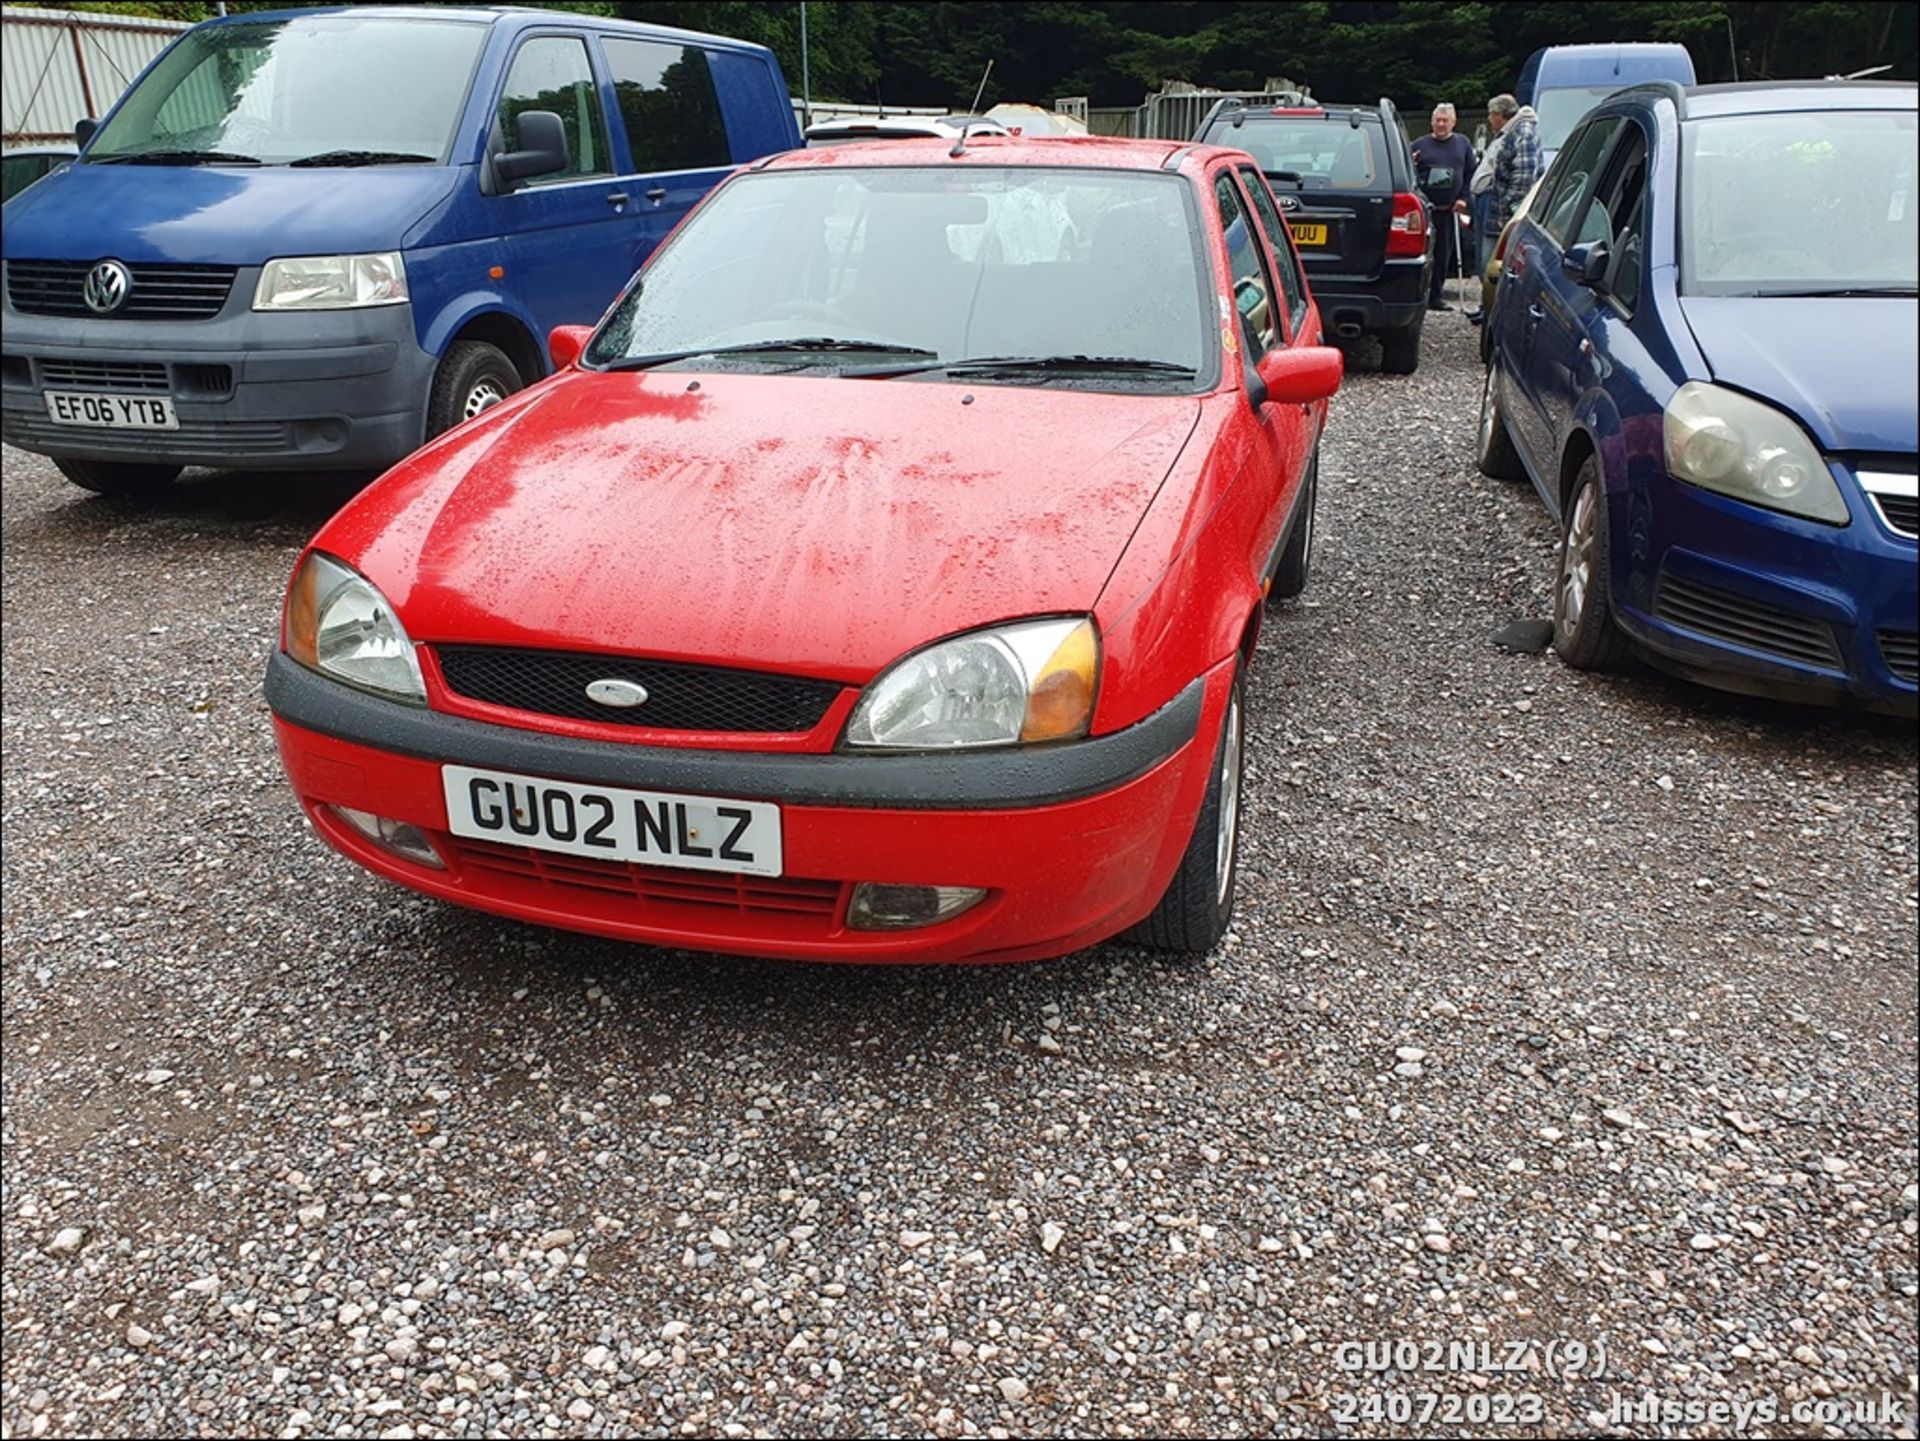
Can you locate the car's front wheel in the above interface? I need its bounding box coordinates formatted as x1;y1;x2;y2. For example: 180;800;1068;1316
1553;457;1632;671
426;340;523;440
1128;666;1245;954
55;459;182;499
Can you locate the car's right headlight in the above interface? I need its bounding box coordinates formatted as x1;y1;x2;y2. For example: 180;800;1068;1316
283;551;426;704
254;252;407;310
845;617;1099;750
1662;381;1848;525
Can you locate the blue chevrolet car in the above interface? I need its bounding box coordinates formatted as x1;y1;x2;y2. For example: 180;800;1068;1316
0;6;799;497
1477;80;1917;716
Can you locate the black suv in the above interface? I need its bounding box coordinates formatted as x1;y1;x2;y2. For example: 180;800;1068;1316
1194;98;1435;372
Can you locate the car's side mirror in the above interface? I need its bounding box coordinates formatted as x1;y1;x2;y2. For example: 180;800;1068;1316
495;110;569;186
1248;345;1344;409
548;324;593;371
74;117;98;148
1562;240;1611;290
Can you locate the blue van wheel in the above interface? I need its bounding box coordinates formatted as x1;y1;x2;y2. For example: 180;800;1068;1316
427;341;523;439
56;459;182;499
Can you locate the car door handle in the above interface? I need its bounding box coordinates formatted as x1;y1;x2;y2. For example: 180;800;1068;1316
644;186;668;204
605;191;629;208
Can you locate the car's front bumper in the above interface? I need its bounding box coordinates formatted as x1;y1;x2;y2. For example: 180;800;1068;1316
0;281;433;471
1613;469;1918;716
265;652;1228;963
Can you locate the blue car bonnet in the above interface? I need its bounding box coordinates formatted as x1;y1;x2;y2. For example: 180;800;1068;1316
1679;296;1919;454
0;162;461;265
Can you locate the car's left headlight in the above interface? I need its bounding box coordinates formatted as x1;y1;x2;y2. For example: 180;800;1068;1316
846;617;1099;750
253;252;408;310
1663;381;1848;525
284;551;426;704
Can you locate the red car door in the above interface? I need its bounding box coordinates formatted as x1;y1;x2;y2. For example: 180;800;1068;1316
1213;166;1313;583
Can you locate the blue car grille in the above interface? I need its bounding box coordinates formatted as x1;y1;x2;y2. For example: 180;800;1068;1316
435;646;845;734
6;260;237;320
1653;575;1843;671
1867;491;1918;539
1879;631;1918;685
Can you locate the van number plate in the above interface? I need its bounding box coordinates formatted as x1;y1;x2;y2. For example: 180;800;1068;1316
442;764;783;877
44;390;179;430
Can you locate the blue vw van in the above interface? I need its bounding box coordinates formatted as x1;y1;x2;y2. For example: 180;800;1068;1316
0;6;799;496
1516;43;1697;166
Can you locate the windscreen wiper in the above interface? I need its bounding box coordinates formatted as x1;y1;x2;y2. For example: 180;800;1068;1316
599;338;939;372
92;149;263;166
849;353;1198;380
1759;286;1918;298
287;150;437;167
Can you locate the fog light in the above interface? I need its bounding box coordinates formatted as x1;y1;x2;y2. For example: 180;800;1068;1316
846;882;987;931
330;804;444;869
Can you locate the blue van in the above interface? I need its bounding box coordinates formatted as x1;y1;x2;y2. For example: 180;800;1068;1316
0;6;799;497
1516;43;1697;165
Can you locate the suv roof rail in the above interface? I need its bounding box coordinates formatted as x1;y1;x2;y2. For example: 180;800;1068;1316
1375;96;1398;132
1632;78;1690;117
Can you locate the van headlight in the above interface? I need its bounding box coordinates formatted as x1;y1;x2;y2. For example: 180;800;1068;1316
1662;381;1847;525
284;551;426;704
254;252;408;310
846;618;1099;750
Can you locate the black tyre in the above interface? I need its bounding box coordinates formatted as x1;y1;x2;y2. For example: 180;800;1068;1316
54;459;182;499
1552;457;1633;671
426;340;522;439
1127;667;1245;954
1269;448;1317;601
1378;312;1423;374
1474;363;1526;481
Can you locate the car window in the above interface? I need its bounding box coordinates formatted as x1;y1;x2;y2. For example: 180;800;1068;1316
1213;119;1381;190
1537;117;1622;245
86;16;488;164
590;167;1208;380
1581;124;1648;307
1237;165;1308;337
602;38;731;174
497;34;610;181
1215;173;1281;358
1682;108;1917;295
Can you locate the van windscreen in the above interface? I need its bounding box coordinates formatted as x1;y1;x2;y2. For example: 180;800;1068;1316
87;17;488;167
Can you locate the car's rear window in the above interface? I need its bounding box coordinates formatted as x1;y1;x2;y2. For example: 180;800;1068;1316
1205;117;1384;189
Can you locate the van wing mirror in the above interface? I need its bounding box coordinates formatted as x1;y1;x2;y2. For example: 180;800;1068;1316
1561;239;1611;290
74;117;98;148
495;110;569;186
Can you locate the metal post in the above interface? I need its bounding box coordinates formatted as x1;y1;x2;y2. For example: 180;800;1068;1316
799;2;811;131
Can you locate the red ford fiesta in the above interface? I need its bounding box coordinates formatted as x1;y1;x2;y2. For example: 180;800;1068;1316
267;134;1342;963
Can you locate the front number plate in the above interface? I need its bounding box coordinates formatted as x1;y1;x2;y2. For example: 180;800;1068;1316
44;390;179;430
442;764;783;877
1287;222;1330;246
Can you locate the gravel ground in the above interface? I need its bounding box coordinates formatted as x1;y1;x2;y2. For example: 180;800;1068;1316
3;295;1916;1440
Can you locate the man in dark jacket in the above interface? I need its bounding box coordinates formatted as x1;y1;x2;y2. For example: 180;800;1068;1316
1410;102;1476;310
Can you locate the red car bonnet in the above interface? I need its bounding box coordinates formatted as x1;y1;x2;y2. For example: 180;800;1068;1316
317;369;1203;683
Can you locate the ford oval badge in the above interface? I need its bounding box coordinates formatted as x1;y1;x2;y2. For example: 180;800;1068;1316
586;678;649;708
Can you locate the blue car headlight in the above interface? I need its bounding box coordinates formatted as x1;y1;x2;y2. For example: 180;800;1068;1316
1663;381;1848;525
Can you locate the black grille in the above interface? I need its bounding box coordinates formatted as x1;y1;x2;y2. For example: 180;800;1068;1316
1867;491;1918;539
0;410;288;456
1879;631;1918;684
7;260;238;320
37;359;169;392
1654;574;1844;670
437;646;844;733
